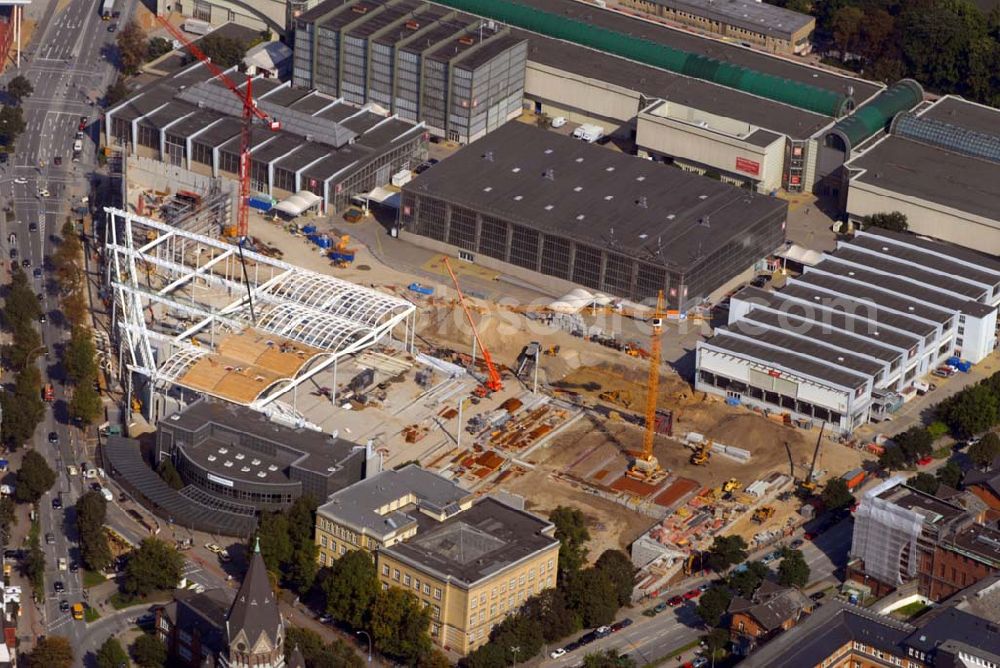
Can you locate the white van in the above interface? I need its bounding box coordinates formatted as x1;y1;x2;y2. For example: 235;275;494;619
572;123;605;143
100;487;113;502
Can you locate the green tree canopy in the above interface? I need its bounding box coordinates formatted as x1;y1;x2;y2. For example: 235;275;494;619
146;37;172;62
64;327;98;384
123;538;184;597
95;637;129;668
521;587;580;642
937;460;963;489
777;549;810;588
879;445;906;471
696;586;732;627
320;549;378;629
6;75;33;104
77;491;112;571
863;211;909;233
70;382;103;426
26;636;73;668
550;505;590;576
0;105;26;147
970;432;1000;470
706;535;748;572
908;472;940;496
116;21;148;75
728;560;768;597
894;426;934;463
15;450;56;503
195;33;247;67
283;627;363;668
941;384;999;438
156;459;183;490
821;478;854;511
594;549;636;607
564;568;618;628
370;586;433;665
130;634;166;668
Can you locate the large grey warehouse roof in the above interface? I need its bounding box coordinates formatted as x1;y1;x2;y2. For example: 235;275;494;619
849;96;1000;223
642;0;814;40
382;497;559;586
857;227;1000;278
776;282;936;340
809;259;994;318
705;330;869;390
734;286;921;352
403;121;787;271
522;32;831;137
849;136;1000;223
737;309;902;364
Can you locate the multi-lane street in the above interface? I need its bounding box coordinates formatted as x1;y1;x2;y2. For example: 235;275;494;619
0;0;135;654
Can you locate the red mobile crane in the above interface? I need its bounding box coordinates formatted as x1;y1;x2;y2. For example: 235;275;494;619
155;16;280;240
442;257;502;397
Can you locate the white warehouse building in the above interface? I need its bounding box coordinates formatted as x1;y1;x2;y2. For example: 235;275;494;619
696;229;1000;433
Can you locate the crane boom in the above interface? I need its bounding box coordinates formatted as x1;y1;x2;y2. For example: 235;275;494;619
443;257;502;393
157;16;280;239
641;291;667;463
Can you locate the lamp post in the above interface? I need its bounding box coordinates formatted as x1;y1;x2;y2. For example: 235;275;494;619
356;630;372;663
511;645;520;668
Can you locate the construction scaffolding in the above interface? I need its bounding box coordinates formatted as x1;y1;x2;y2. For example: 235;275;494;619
851;477;924;585
103;207;417;423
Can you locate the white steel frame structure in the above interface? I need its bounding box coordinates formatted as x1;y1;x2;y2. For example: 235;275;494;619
104;207;417;418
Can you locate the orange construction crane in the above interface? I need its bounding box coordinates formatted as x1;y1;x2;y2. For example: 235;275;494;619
442;257;503;397
631;290;666;477
156;16;280;240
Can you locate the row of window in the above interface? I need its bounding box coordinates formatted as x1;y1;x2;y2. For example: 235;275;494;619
382;564;443;601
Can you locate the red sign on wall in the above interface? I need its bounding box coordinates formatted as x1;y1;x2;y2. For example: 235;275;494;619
735;157;761;176
767;369;782;378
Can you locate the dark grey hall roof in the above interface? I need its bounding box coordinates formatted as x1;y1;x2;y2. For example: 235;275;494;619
403;121;787;271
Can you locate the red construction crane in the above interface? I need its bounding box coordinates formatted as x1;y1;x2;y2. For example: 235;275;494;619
156;16;280;239
443;257;503;397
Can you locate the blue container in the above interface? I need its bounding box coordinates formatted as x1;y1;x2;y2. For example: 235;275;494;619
302;225;317;235
329;250;355;262
312;235;332;249
947;356;962;368
408;283;434;296
725;397;741;407
248;196;273;211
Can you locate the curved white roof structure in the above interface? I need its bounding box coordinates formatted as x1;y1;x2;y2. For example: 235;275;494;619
104;208;415;414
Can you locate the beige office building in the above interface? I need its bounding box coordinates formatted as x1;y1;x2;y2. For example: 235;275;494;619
314;465;560;655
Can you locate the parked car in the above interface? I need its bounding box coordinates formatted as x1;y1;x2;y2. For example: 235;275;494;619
611;618;633;632
204;543;222;554
550;648;567;659
594;626;611;639
698;582;713;592
668;595;684;607
918;456;933;466
550;116;567;128
683;589;700;600
790;538;804;549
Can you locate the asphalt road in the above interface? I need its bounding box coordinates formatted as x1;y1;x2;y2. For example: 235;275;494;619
0;0;135;656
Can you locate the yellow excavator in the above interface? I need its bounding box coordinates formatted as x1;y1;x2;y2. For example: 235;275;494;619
722;478;741;494
752;506;775;524
690;440;712;465
599;389;633;409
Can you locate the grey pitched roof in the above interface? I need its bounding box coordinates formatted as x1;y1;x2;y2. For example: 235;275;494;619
738;602;914;667
905;608;1000;658
728;580;812;632
227;540;283;651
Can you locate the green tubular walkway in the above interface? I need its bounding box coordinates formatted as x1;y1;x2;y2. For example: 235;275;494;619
434;0;854;117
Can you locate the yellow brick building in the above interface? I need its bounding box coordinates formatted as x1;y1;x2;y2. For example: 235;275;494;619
314;465;560;655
